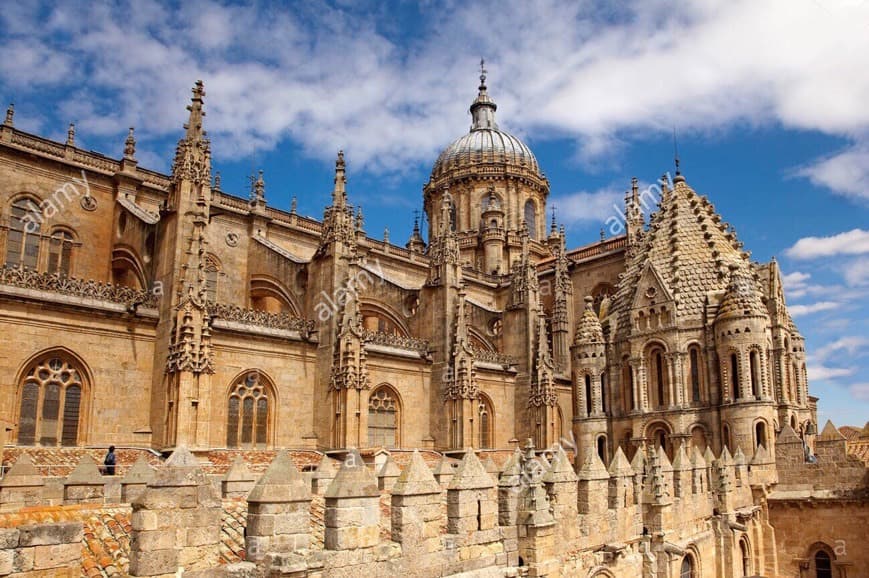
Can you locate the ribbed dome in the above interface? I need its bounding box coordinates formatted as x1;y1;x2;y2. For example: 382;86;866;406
430;65;541;181
432;129;540;178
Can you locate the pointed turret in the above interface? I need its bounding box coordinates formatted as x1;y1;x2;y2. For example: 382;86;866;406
406;211;426;253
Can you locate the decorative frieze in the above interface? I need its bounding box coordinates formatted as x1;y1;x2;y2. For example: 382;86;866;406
0;265;158;308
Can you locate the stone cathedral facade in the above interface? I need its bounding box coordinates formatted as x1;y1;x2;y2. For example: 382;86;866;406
0;74;863;578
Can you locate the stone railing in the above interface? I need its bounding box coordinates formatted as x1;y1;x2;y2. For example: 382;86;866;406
362;329;430;355
472;348;517;368
568;235;627;262
207;302;315;337
0;266;158;308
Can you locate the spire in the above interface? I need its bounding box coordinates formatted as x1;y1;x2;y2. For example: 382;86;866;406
406;209;426;253
185;80;206;141
470;59;498;131
124;127;136;160
673;127;685;183
332;150;347;206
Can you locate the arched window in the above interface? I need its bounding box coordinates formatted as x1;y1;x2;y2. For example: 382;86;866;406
691;426;708;454
623;359;635;413
585;374;593;415
647;346;668;408
226;372;271;449
723;423;733;451
689;346;702;402
600;372;608;415
680;555;695;578
111;248;146;290
478;394;494;449
755;421;767;449
749;350;760;398
524;200;537;239
17;354;85;446
47;230;75;276
6;198;41;269
730;353;741;399
813;550;832;578
205;254;220;302
250;278;298;315
368;386;400;448
449;201;457;232
597;435;607;465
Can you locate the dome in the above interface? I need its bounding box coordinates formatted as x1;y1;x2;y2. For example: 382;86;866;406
429;66;542;182
431;129;540;178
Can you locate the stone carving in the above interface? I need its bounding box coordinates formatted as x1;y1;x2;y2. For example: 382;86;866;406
445;288;478;400
208;302;313;335
329;285;370;391
361;329;430;355
0;266;157;308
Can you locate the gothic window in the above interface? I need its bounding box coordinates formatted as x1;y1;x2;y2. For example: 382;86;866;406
680;555;695;578
226;372;270;449
730;353;741;399
6;198;41;269
47;230;74;276
368;386;400;448
205;254;220;303
17;355;85;446
813;550;832;578
689;346;702;402
478;394;494;449
584;374;593;416
749;350;760;398
524;200;536;239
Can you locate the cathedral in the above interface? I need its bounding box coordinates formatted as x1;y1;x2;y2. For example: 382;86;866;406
0;71;864;578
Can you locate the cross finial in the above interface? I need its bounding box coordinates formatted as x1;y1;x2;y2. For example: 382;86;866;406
479;58;487;89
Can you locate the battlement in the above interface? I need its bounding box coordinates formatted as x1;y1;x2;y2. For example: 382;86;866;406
0;440;780;577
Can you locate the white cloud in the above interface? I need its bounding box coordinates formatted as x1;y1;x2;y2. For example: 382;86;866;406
789;301;839;317
781;271;812;298
850;383;869;402
813;336;869;362
2;0;869;186
785;229;869;259
552;187;623;228
843;257;869;286
807;364;856;381
797;143;869;201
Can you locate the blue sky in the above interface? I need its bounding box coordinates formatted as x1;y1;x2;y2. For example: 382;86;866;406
1;0;868;426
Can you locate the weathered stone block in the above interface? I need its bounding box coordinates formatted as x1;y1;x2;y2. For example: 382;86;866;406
32;543;80;569
17;523;82;547
129;548;178;576
0;528;20;549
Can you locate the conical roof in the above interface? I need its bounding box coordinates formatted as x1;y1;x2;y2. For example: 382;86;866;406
574;296;604;344
717;264;768;321
611;177;751;335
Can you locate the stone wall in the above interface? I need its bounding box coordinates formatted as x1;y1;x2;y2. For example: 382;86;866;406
0;522;83;577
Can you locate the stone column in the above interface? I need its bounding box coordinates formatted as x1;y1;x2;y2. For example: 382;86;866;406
390;450;442;551
245;451;312;562
577;449;609;515
323;449;380;550
498;450;522;527
541;445;578;547
0;455;45;512
129;446;221;576
122;457;156;503
63;455;105;505
446;449;497;534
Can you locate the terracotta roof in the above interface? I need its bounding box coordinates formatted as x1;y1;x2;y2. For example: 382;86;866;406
2;448;163;477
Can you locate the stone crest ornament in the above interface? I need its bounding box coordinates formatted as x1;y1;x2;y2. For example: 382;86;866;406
225;231;239;247
80;195;98;211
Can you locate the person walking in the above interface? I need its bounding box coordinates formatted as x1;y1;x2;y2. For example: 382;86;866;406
103;445;116;476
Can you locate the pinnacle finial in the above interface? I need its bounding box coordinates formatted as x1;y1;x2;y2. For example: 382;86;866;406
66;122;75;147
290;196;297;213
183;80;206;140
600;227;606;241
4;103;13;126
124;127;136;159
214;171;221;189
550;206;557;233
479;58;487;89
